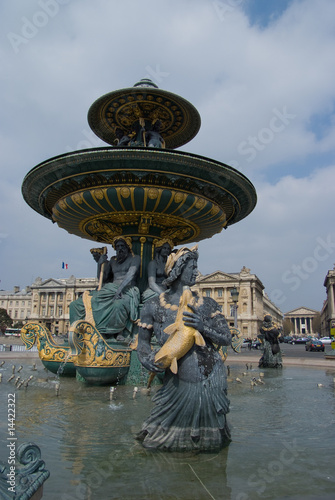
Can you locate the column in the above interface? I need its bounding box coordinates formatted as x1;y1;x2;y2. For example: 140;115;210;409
330;283;335;317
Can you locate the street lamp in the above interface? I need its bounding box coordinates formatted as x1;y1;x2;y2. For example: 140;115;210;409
230;287;239;328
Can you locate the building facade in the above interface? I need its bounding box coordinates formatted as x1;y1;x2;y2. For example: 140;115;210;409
0;286;32;324
284;307;320;336
192;266;283;338
28;276;98;335
2;266;283;337
320;265;335;337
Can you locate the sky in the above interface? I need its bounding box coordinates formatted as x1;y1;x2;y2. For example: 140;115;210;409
1;0;335;315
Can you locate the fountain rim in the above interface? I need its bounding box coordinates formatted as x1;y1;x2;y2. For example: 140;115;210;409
22;146;257;225
23;146;257;191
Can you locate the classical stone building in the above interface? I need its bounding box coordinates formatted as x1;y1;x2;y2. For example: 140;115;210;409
0;286;32;324
2;266;283;337
29;276;98;335
192;266;283;338
320;265;335;337
284;307;320;336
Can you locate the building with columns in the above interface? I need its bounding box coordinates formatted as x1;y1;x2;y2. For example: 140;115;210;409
192;266;283;338
284;307;320;336
29;276;98;335
320;265;335;337
2;266;283;338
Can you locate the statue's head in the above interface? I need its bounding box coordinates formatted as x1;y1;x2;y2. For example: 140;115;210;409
112;237;133;262
152;119;162;132
264;314;272;323
163;245;199;287
154;238;174;259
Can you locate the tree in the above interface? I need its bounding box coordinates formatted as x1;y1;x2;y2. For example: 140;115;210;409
13;321;24;329
0;308;13;333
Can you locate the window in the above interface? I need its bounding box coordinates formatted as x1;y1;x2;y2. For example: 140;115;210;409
205;289;211;297
230;305;235;316
217;288;223;297
58;306;63;316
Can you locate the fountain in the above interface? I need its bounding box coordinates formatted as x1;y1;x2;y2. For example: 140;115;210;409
0;357;334;499
20;79;256;384
2;78;332;497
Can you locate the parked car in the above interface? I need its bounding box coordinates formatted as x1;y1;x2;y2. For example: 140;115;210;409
251;340;261;349
319;337;332;345
283;336;293;343
305;339;324;352
289;337;308;344
241;339;252;348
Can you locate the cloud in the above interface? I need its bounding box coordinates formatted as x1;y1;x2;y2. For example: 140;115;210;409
1;0;335;314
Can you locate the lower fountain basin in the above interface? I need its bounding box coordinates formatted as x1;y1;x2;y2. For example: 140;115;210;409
0;359;334;499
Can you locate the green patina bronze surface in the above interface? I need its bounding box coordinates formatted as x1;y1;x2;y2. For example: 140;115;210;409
21;80;257;385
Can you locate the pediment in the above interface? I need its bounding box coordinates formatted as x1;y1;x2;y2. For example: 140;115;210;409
196;271;237;283
285;306;319;316
40;278;64;288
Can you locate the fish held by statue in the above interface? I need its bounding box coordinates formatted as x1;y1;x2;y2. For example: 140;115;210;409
154;287;205;374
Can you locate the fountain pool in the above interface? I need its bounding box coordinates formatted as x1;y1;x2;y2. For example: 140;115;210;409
0;359;334;500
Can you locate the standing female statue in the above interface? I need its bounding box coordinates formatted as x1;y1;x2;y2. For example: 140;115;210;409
136;246;232;452
258;315;282;368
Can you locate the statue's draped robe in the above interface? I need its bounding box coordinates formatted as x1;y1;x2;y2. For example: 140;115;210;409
69;283;140;336
258;324;282;368
137;293;232;452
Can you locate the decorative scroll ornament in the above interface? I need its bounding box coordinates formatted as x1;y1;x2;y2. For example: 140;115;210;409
68;320;131;368
0;442;50;500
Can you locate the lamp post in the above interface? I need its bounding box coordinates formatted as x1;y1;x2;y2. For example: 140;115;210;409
230;287;239;328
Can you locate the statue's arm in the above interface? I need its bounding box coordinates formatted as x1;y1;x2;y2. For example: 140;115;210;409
183;298;231;347
203;311;232;346
97;256;113;284
137;303;164;373
113;255;141;298
147;260;165;295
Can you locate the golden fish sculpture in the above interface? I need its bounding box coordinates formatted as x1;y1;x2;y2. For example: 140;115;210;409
155;287;206;374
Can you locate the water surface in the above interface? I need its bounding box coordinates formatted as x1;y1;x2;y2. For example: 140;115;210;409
0;360;334;499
